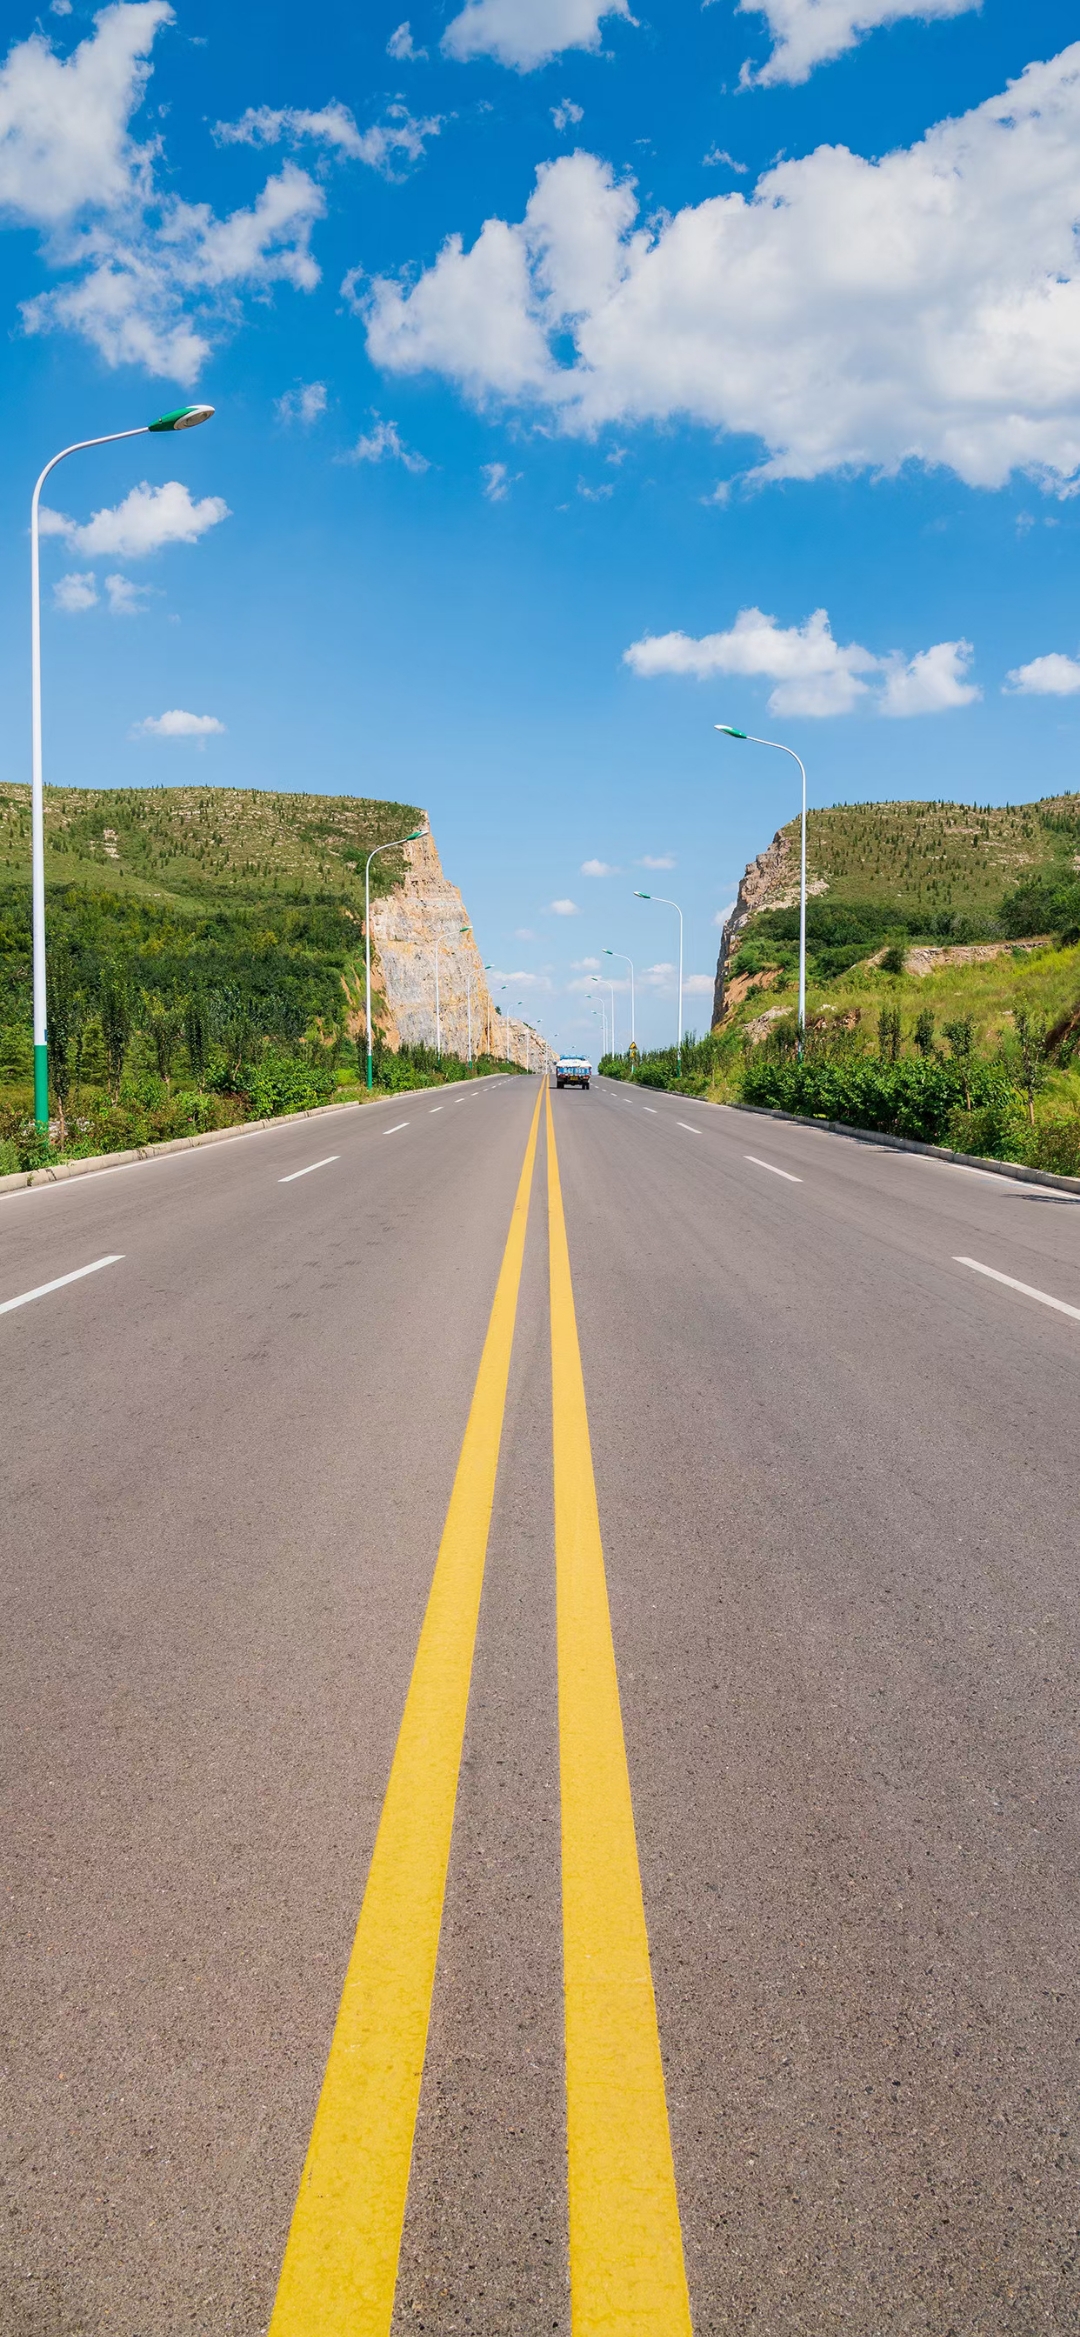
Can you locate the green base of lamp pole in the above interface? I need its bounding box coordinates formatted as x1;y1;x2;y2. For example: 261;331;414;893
34;1042;48;1133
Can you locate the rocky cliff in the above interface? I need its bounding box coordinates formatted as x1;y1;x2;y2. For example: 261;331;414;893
361;824;550;1070
712;825;800;1026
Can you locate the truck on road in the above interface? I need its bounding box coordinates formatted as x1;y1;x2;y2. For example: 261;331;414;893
555;1055;591;1090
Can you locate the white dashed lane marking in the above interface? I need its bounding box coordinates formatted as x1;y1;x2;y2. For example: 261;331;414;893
0;1255;124;1317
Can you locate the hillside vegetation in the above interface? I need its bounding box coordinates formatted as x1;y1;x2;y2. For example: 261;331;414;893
0;781;517;1175
601;792;1080;1176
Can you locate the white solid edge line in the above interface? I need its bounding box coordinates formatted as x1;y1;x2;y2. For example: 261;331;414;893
278;1155;340;1184
954;1256;1080;1323
643;1106;658;1114
677;1122;703;1135
0;1254;124;1316
745;1155;803;1184
384;1122;409;1135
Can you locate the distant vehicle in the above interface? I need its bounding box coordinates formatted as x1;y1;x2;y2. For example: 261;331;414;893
555;1054;591;1090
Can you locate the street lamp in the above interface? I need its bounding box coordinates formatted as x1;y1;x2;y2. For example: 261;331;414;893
716;725;807;1041
604;949;635;1052
364;829;424;1090
633;890;684;1073
460;926;473;1062
29;402;214;1130
590;975;614;1055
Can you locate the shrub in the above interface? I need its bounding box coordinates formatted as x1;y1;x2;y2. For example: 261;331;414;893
242;1051;337;1117
1024;1114;1080;1177
740;1053;1017;1146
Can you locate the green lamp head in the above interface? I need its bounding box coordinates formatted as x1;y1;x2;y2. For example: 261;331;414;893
715;724;748;739
149;404;215;432
633;889;650;900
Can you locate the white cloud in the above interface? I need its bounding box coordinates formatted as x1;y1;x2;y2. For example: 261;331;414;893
639;853;675;868
53;570;98;612
552;97;584;130
626;607;877;716
578;477;613;500
879;639;980;716
214;100;441;179
40;479;229;559
0;9;332;379
703;147;747;172
627;606;979;717
105;571;152;614
0;0;170;224
387;21;427;60
346;415;429;472
277;380;327;425
684;972;715;995
514;926;537;939
713;900;737;927
134;707;225;739
737;0;976;89
481;459;521;499
548;897;580;914
572;955;601;969
442;0;632;71
1005;651;1080;697
365;52;1080;492
639;960;675;988
581;858;619;875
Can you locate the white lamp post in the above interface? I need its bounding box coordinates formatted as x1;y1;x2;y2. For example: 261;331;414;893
365;829;424;1090
460;925;473;1062
29;403;214;1130
633;890;684;1072
716;725;807;1041
604;949;635;1050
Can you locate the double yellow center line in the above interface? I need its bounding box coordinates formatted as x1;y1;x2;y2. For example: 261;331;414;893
269;1086;692;2335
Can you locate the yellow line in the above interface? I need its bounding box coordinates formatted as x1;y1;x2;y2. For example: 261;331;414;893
546;1087;693;2336
269;1085;543;2337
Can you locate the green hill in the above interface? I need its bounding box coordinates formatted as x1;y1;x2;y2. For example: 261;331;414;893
0;779;423;910
723;792;1080;1000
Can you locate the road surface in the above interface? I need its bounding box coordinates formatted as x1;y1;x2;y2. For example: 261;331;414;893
2;1074;1077;2335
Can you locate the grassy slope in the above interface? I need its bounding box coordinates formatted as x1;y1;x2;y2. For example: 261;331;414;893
0;780;424;909
775;794;1077;920
709;791;1080;1118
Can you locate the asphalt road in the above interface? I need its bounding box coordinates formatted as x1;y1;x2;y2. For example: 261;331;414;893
2;1074;1078;2335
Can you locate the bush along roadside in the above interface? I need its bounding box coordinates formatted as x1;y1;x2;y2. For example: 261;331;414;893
740;1053;1022;1149
0;1037;524;1175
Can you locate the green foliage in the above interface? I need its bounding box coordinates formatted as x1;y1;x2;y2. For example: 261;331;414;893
741;1053;1017;1146
241;1051;337;1118
913;1008;936;1057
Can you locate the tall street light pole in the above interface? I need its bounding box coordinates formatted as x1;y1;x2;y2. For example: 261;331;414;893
591;976;615;1054
434;929;442;1059
460;925;473;1062
365;829;424;1091
604;949;635;1050
29;403;214;1131
634;890;684;1073
717;726;807;1044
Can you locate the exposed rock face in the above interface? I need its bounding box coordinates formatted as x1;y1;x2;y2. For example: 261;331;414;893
711;824;828;1025
362;824;550;1069
712;826;798;1026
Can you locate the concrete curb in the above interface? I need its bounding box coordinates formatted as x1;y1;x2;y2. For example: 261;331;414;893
724;1100;1080;1196
0;1073;513;1198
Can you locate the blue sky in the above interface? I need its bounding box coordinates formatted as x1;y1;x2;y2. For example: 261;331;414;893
1;0;1079;1049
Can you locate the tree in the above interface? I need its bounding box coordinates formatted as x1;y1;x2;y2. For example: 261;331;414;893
184;994;210;1087
943;1017;974;1110
877;1004;901;1063
140;990;184;1089
1014;1007;1048;1126
98;966;132;1101
913;1008;936;1058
